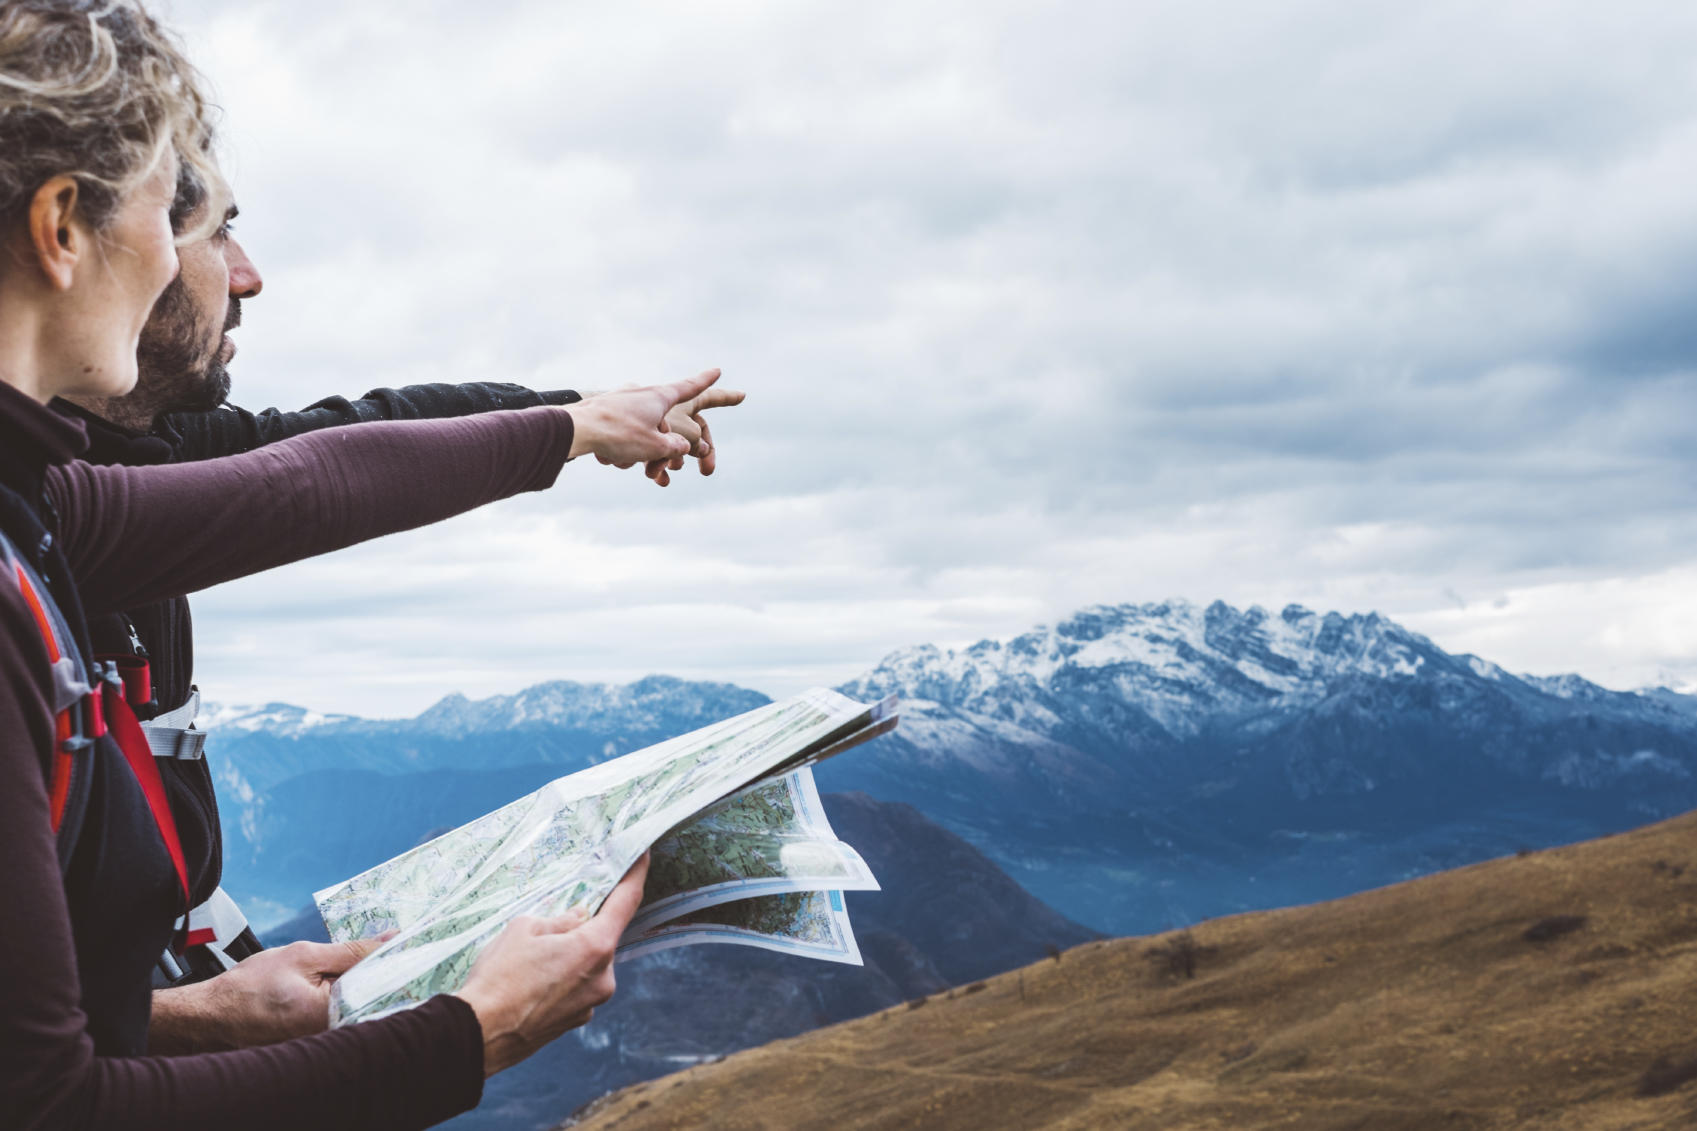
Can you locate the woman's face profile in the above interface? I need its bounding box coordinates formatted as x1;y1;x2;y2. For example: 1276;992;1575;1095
31;150;185;404
63;152;184;400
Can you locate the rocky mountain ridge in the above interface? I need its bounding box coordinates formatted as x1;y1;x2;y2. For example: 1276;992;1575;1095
842;598;1691;755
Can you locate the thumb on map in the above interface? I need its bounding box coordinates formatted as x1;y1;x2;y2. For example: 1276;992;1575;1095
542;908;589;934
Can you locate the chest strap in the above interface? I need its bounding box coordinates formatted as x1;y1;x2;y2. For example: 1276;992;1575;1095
94;647;206;761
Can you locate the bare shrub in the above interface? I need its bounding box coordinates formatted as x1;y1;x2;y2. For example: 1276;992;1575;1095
1523;915;1587;944
1147;929;1206;980
1638;1053;1697;1097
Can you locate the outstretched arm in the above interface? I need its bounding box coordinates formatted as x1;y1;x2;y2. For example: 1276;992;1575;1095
163;383;583;461
52;369;721;619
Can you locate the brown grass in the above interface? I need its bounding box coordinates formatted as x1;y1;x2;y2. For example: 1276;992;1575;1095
565;808;1697;1130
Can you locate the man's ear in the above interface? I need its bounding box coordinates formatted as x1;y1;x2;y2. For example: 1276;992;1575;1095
27;175;84;291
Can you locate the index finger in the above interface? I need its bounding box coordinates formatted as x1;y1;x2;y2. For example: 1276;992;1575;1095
661;368;721;409
694;388;745;412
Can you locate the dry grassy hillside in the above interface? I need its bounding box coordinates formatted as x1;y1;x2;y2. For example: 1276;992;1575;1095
565;809;1697;1130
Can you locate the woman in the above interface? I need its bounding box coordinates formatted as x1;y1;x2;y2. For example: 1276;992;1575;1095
0;3;688;1126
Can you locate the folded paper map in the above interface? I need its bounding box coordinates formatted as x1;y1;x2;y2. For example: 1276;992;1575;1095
316;688;897;1026
624;765;879;936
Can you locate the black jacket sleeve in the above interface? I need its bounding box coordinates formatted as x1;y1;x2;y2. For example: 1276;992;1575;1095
162;384;582;461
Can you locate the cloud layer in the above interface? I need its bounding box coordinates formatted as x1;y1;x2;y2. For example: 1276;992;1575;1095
162;0;1697;713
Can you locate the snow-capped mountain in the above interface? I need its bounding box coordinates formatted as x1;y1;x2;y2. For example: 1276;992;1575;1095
810;599;1697;929
844;599;1689;747
847;600;1432;730
829;599;1697;804
198;701;360;737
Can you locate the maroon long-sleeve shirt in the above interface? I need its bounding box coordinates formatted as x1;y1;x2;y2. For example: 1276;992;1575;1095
0;379;577;1130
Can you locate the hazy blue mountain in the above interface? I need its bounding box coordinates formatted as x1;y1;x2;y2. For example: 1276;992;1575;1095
207;676;771;921
211;599;1697;936
204;675;771;794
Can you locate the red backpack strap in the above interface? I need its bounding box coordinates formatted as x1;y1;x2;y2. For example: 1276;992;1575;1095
4;544;188;911
96;663;191;912
9;559;83;832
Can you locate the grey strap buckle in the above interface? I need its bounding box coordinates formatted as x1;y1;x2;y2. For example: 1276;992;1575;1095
142;689;205;760
143;726;207;761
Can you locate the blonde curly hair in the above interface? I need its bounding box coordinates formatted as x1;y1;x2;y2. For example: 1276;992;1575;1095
0;0;225;244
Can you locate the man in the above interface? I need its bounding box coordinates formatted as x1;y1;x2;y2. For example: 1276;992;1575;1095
59;175;742;1052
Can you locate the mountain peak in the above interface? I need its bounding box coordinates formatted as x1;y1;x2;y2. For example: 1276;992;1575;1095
844;599;1437;736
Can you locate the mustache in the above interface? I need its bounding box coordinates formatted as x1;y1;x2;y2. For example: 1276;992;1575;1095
224;297;242;333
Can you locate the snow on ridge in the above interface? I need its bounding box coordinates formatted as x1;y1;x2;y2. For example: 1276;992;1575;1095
857;598;1434;713
1520;672;1611;701
1466;656;1508;682
197;702;358;734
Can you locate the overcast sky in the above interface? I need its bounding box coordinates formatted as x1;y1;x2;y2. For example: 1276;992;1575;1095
157;0;1697;716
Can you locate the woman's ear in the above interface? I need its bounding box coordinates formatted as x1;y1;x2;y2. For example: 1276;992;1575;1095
27;175;83;291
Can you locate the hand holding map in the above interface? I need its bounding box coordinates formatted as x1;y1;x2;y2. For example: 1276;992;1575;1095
457;853;649;1077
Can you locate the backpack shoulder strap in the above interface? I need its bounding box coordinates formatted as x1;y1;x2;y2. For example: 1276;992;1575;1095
0;531;188;907
0;528;93;839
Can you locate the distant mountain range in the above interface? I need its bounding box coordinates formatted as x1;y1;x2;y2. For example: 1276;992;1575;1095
818;599;1697;928
210;599;1697;939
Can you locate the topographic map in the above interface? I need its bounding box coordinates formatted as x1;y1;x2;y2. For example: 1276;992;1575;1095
319;688;896;1026
620;889;863;964
625;767;879;935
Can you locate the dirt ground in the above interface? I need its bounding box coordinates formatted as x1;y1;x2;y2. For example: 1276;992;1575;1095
566;809;1697;1130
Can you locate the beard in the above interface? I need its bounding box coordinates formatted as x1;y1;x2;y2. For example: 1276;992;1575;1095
134;275;238;420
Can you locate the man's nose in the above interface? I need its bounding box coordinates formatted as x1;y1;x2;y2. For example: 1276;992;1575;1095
226;237;263;298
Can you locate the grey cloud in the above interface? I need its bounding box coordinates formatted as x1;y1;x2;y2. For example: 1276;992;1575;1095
148;0;1697;713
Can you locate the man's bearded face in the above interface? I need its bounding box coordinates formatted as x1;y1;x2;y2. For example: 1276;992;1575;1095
134;269;240;416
